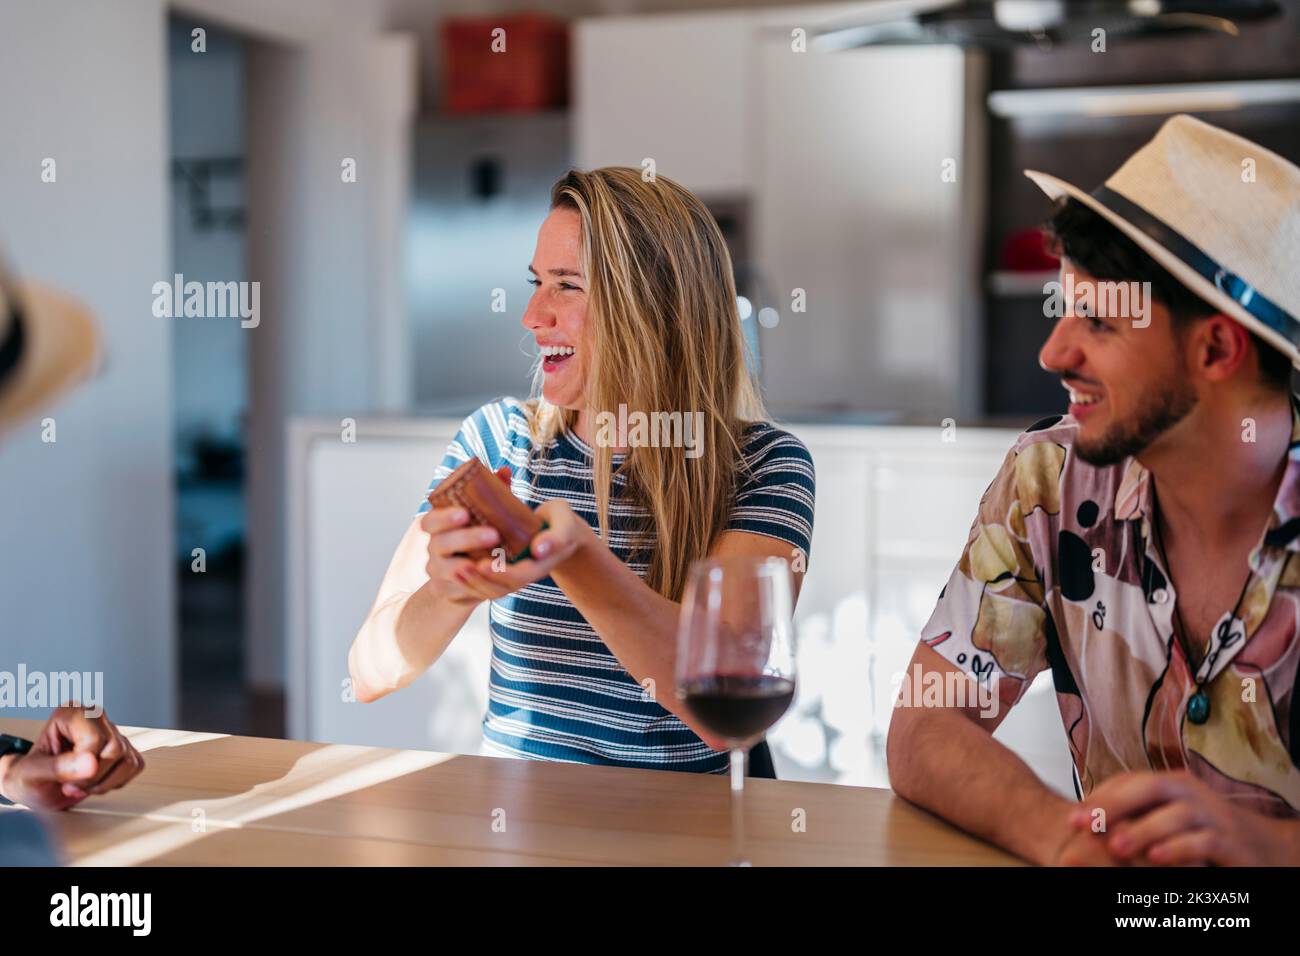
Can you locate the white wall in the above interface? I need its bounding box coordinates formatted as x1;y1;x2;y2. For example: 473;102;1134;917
574;12;753;196
0;0;419;731
0;0;174;725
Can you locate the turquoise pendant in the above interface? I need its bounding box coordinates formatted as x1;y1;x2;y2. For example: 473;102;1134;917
1187;689;1211;725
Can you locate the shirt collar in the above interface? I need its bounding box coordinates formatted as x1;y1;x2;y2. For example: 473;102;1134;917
1113;397;1300;554
1264;396;1300;552
1113;455;1151;524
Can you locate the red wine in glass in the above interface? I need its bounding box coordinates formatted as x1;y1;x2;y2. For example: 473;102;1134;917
679;674;795;746
675;556;798;866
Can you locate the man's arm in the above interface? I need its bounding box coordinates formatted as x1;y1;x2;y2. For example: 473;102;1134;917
886;641;1081;865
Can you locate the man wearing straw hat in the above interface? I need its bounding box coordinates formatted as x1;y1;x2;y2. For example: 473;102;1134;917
889;115;1300;865
0;260;145;861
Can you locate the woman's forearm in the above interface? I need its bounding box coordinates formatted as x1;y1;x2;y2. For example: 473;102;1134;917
547;539;723;747
348;583;476;702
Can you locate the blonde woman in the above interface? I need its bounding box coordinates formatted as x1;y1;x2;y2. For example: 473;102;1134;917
349;168;815;774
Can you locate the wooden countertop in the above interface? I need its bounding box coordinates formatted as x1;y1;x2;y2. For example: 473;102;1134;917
0;718;1019;866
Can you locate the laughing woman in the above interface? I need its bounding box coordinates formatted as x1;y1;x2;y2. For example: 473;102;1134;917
348;168;815;774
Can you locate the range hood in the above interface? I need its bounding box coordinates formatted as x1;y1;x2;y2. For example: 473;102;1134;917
812;0;1282;49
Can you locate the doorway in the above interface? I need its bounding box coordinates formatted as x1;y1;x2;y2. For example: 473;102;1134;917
168;14;283;736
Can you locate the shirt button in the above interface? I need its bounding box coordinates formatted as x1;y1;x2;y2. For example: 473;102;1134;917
1152;588;1169;604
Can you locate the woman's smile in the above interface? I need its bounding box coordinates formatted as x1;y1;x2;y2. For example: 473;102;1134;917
538;342;576;375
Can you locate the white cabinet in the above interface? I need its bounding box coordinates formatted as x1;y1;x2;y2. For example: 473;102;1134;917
289;417;1072;795
784;424;1070;794
287;418;493;757
573;12;752;196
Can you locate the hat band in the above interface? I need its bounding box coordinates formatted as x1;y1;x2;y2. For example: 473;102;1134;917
0;305;24;389
1092;185;1300;350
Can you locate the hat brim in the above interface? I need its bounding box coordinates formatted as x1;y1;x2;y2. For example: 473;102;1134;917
1024;168;1300;369
0;281;100;436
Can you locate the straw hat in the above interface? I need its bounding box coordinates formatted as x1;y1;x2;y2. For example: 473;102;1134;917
1026;114;1300;368
0;259;100;435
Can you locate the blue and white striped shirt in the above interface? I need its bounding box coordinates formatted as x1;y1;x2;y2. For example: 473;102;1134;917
416;397;815;772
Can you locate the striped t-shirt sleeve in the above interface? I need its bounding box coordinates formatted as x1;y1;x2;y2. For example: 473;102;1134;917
414;399;519;517
726;425;816;559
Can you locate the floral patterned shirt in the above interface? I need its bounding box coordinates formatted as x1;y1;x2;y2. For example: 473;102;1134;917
921;404;1300;817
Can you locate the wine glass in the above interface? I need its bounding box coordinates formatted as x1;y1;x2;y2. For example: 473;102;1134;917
675;555;797;866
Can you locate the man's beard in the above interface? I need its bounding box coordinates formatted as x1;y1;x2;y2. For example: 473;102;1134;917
1073;375;1198;467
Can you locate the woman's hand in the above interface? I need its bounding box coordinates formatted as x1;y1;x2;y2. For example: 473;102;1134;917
418;502;504;607
454;497;593;602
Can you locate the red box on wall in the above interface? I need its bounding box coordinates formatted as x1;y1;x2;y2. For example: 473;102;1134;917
441;13;570;114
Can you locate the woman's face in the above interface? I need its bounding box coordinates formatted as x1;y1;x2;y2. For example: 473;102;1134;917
523;207;589;410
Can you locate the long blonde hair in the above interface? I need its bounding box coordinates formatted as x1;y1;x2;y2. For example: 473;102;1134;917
529;167;767;600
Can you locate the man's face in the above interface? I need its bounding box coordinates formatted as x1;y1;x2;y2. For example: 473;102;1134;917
1038;261;1198;466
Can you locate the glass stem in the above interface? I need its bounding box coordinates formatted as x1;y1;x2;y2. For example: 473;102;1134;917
729;747;749;866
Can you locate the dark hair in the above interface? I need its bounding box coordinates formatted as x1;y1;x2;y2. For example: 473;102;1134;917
1046;197;1292;392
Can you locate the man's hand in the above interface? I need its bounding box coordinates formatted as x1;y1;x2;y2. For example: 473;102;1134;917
1051;826;1130;866
1066;770;1296;866
0;706;144;811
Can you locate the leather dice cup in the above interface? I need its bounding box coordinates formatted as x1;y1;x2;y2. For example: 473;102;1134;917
426;458;546;563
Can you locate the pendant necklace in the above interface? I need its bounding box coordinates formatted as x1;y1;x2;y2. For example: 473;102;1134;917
1150;485;1253;726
